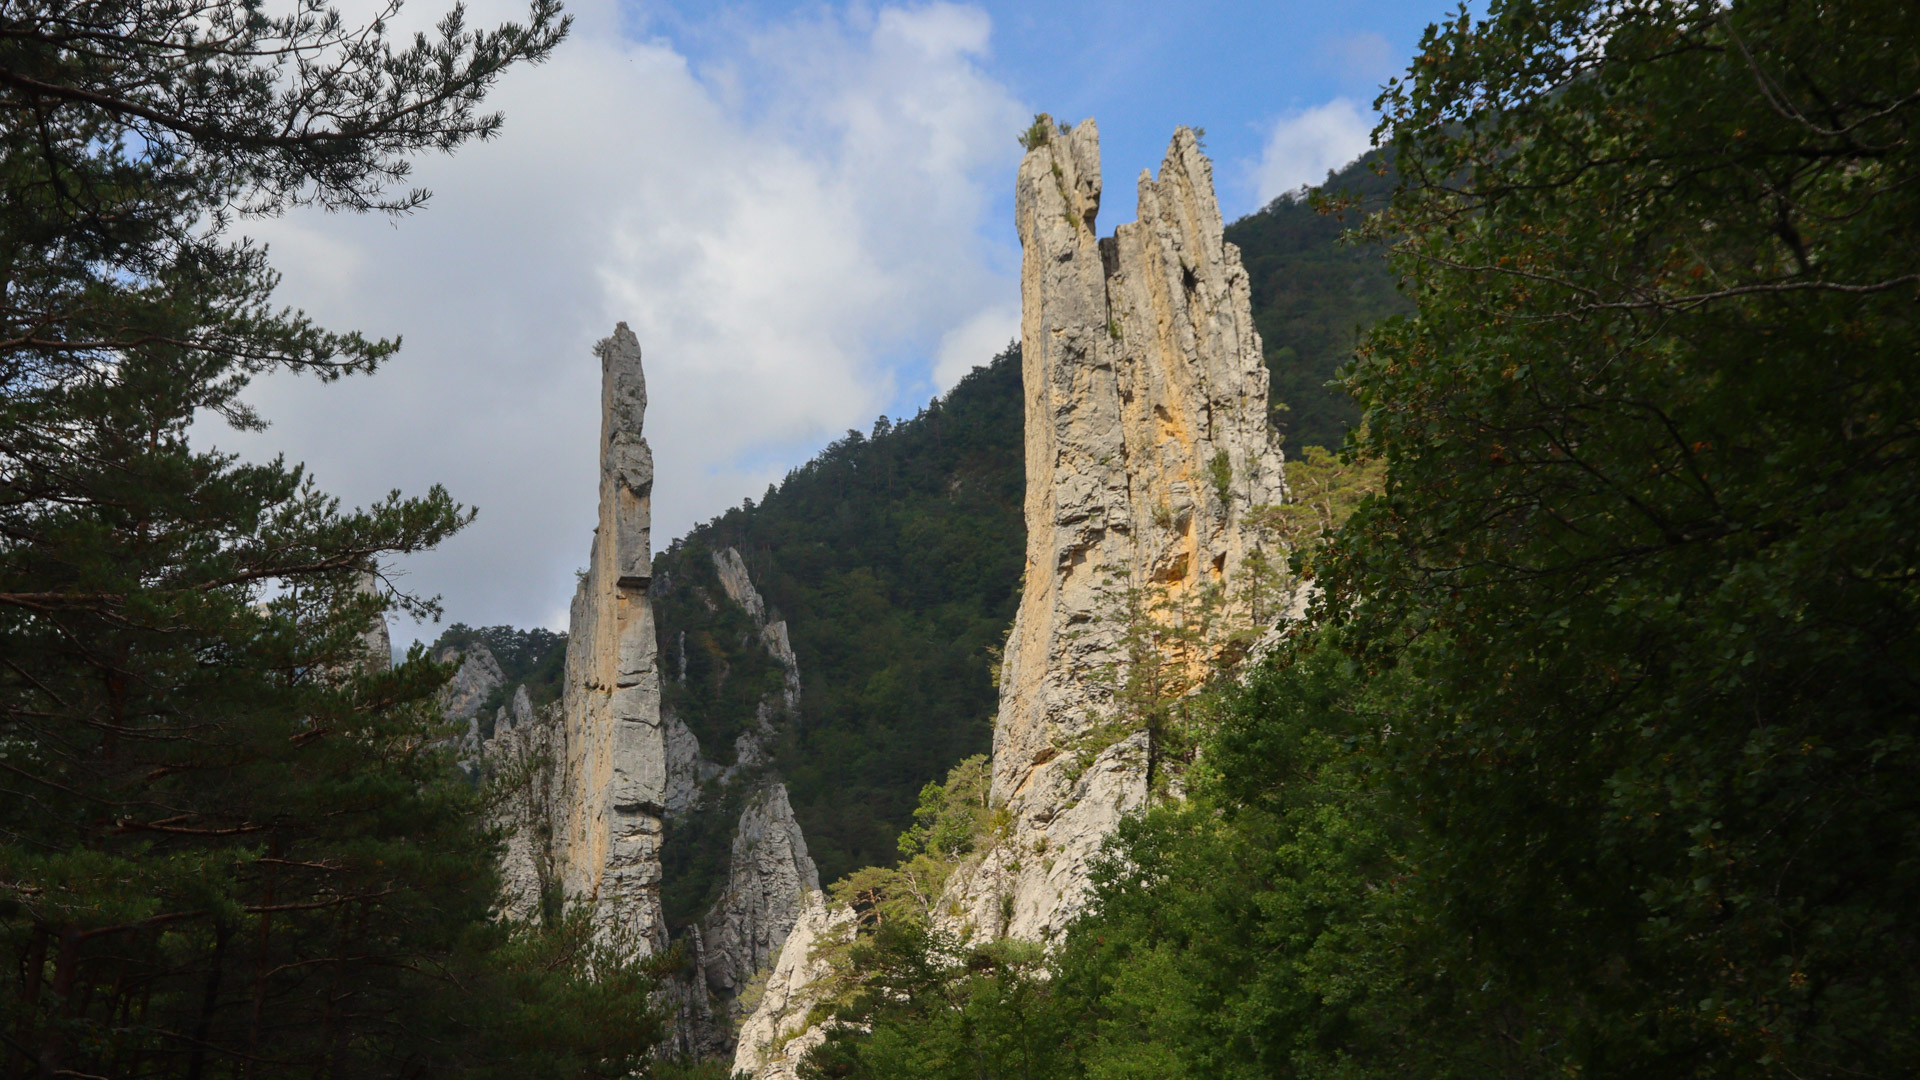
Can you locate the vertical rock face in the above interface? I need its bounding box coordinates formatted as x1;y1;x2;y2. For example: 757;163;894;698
356;571;393;672
490;690;560;925
939;118;1285;943
731;894;856;1079
733;119;1285;1078
488;324;672;953
689;547;817;1045
559;322;669;950
702;784;821;1001
463;331;821;1058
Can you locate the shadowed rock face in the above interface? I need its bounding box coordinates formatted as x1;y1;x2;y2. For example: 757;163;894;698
732;119;1288;1078
941;117;1286;944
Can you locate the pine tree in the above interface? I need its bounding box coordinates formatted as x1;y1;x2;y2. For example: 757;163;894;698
0;3;665;1076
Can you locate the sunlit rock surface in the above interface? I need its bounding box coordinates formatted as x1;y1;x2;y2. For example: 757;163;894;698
734;119;1287;1076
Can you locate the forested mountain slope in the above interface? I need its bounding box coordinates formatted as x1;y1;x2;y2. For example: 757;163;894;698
1225;152;1407;451
650;348;1026;894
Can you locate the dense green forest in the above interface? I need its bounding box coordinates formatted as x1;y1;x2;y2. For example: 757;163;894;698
651;348;1026;896
1226;153;1407;451
802;2;1920;1078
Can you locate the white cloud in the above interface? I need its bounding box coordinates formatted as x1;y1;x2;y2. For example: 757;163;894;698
929;299;1021;388
203;1;1027;638
1251;98;1374;207
932;303;1020;391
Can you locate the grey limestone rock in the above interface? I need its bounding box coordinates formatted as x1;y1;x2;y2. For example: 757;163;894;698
560;322;671;952
713;546;802;712
481;323;674;955
730;892;856;1080
355;571;392;673
702;784;821;1001
662;708;705;818
479;331;825;1063
942;118;1287;943
436;643;504;729
489;697;563;924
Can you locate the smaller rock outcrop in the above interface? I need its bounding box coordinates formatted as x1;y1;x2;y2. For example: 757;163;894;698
437;643;504;729
679;549;820;1053
356;571;393;672
488;695;563;925
730;893;856;1080
713;547;801;713
702;784;821;1002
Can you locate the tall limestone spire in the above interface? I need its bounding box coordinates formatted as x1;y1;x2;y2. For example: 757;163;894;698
944;116;1286;942
732;118;1289;1080
557;322;671;950
482;324;673;951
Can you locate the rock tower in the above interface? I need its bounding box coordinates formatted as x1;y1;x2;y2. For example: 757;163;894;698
487;323;671;950
465;327;821;1056
733;118;1287;1078
940;117;1286;940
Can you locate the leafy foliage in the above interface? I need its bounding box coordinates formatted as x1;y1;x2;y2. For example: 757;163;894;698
0;1;670;1075
1324;0;1920;1071
826;755;997;933
800;2;1920;1078
802;924;1076;1080
1247;445;1386;580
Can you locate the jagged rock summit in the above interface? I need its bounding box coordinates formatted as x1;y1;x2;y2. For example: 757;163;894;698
943;115;1286;942
734;118;1287;1078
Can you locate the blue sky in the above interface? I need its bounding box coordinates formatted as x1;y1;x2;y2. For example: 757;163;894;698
647;0;1443;218
213;0;1459;637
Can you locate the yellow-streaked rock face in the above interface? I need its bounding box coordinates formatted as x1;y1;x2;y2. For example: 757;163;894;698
490;322;672;954
944;117;1286;943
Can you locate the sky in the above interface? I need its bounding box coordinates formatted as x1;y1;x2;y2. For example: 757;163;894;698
204;0;1456;642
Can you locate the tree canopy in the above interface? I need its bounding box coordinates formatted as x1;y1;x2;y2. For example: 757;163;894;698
0;2;671;1076
801;1;1920;1077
